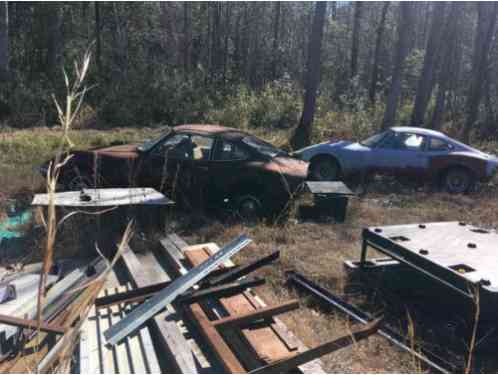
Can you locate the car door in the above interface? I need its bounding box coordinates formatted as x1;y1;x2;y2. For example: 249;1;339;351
140;133;213;202
205;138;253;207
372;132;428;179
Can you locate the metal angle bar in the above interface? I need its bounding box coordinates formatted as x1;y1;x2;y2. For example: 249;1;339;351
95;277;266;309
212;299;299;328
177;277;266;304
250;318;381;374
205;250;280;286
104;234;253;346
285;271;454;374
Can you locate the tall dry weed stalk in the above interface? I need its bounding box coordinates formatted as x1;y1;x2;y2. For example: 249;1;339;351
36;48;93;338
465;285;480;373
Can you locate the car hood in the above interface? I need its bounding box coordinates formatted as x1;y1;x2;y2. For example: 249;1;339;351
259;156;308;178
293;140;353;155
88;144;141;159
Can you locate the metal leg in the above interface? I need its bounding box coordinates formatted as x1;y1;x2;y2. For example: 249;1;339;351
360;239;368;268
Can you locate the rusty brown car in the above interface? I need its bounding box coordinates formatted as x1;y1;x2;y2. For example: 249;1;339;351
293;127;498;193
39;124;308;218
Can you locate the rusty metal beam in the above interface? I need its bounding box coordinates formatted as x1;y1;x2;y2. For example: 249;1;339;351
96;278;265;309
0;314;65;335
204;251;280;287
250;318;381;374
286;270;454;373
212;300;299;329
178;278;266;304
188;303;246;373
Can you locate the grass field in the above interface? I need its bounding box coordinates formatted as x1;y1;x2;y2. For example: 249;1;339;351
1;125;498;372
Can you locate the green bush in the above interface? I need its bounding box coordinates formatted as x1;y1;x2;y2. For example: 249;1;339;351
206;81;302;130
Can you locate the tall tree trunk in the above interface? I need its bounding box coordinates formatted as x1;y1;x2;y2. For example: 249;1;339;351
369;2;389;104
183;2;191;75
289;2;327;150
463;3;498;142
430;3;463;130
0;1;8;81
271;2;281;80
382;3;416;129
46;2;63;79
222;3;230;83
350;2;362;79
95;2;101;76
331;1;337;21
410;2;446;127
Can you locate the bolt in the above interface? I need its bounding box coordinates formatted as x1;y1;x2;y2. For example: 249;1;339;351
419;249;429;255
467;243;477;249
480;279;491;287
419;224;426;229
374;228;382;233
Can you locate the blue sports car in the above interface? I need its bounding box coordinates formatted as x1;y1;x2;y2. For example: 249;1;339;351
292;127;498;193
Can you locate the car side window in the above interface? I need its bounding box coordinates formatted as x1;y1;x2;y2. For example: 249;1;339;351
214;141;250;161
403;134;425;150
429;137;453;152
154;134;213;160
378;132;425;151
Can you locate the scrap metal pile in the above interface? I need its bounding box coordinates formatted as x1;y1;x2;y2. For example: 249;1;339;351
0;258;110;373
0;230;380;373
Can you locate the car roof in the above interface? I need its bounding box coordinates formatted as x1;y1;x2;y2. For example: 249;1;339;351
390;126;448;139
173;124;251;141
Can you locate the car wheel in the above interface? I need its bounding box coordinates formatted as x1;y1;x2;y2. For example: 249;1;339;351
443;168;473;194
310;157;340;181
235;194;263;222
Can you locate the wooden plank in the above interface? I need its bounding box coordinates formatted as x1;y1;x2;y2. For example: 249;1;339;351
85;304;101;373
188;303;246;373
100;290;117;373
159;236;249;372
212;300;299;328
185;248;294;364
78;329;91;374
120;246;200;374
110;287;132;374
250;319;381;374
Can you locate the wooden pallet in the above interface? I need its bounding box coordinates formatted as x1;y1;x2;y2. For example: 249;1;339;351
160;234;325;374
79;252;215;374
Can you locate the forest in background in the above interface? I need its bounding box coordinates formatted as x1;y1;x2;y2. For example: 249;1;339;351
0;2;497;148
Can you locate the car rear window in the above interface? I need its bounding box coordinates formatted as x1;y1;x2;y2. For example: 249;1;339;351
429;137;453;151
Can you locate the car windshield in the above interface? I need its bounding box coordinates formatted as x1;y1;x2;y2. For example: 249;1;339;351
137;129;172;152
242;136;286;158
360;131;388;147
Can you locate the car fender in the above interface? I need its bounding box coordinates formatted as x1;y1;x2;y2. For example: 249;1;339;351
428;153;488;181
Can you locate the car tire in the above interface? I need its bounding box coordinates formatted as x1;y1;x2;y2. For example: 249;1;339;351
235;194;263;222
443;167;474;194
309;157;340;181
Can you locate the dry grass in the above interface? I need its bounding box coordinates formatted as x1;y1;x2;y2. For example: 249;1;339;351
0;123;497;372
177;187;498;373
